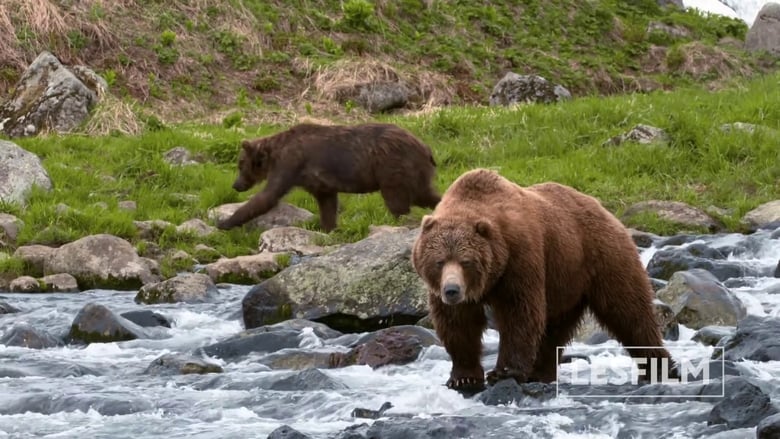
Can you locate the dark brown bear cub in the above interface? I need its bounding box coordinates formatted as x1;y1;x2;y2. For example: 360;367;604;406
411;168;677;394
217;122;441;232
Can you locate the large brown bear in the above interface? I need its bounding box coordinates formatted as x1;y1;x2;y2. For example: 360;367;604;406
216;122;441;232
411;168;677;394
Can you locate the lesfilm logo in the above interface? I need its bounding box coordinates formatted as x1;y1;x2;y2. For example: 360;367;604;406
555;345;726;399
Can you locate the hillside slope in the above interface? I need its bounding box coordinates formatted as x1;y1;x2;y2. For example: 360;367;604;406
0;0;774;124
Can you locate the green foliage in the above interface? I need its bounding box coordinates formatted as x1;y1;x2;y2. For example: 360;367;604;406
340;0;377;32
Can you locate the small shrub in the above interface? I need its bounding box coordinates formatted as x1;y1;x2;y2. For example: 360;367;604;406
341;0;376;32
222;111;243;128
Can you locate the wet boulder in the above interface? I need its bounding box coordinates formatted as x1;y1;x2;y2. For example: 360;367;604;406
242;228;428;332
707;377;778;429
656;269;747;329
120;310;172;328
67;302;163;344
144;353;223;376
330;325;440;369
0;323;63;349
713;315;780;362
135;273;218;304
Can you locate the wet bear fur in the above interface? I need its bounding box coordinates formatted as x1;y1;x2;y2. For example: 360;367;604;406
411;168;678;394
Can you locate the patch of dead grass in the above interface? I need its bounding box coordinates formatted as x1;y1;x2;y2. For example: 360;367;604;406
311;58;456;110
671;41;753;80
82;88;144;136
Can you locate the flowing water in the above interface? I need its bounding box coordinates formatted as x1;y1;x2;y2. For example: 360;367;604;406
1;227;779;438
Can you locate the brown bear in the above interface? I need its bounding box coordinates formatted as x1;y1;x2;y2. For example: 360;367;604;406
411;168;677;394
216;122;441;232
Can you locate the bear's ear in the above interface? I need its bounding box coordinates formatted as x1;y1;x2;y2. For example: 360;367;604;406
475;220;492;238
421;215;437;232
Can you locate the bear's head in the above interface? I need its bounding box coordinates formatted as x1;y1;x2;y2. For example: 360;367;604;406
232;139;272;192
412;214;508;305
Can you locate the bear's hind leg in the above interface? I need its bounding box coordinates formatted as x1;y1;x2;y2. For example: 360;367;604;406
313;191;339;232
429;294;487;394
587;281;678;384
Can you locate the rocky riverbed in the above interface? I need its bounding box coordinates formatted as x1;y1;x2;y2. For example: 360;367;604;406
1;225;780;438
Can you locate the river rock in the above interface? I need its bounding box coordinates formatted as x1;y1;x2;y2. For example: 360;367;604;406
39;273;79;292
144;353;223;376
67;302;159;344
203;253;282;284
757;413;780;439
707;377;778;429
135;273;218;304
741;200;780;232
9;276;40;293
260;350;338;370
241;228;428;331
488;72;571;106
692;325;735;346
0;301;20;314
0;51;105;138
714;315;780;362
0;393;153;416
120;310;172;328
0;323;63;349
656;269;746;329
258;226;332;256
200;319;342;361
0;140;53;205
267;425;313;439
341;417;477;439
12;244;55;277
44;234;159;290
646;246;759;282
331;325;440;369
208;202;314;231
269;368;348;391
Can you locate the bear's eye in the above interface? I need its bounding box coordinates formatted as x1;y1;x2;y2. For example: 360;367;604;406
461;259;474;268
435;260;445;269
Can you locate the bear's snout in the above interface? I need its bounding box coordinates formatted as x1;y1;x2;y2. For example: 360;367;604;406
442;283;461;302
440;263;466;304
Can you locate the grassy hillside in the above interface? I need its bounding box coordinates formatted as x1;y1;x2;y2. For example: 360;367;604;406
0;0;772;125
1;71;779;280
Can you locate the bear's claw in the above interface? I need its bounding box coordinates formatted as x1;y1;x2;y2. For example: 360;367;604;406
446;377;485;395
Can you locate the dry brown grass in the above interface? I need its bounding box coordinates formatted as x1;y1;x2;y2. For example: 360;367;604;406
310;58;456;110
672;41;753;80
82;89;144;136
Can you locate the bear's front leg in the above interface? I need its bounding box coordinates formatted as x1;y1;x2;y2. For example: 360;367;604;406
428;293;487;395
486;287;545;386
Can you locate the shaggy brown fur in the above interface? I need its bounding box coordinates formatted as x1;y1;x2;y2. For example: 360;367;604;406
411;168;677;394
217;122;441;232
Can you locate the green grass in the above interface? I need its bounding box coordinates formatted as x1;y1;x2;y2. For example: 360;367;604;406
1;73;779;280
